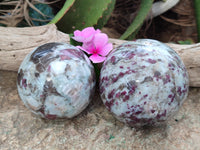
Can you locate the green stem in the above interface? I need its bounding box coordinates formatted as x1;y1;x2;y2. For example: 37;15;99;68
120;0;153;40
194;0;200;42
93;63;100;81
49;0;75;24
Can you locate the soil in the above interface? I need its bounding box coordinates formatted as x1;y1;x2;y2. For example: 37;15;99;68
138;0;197;43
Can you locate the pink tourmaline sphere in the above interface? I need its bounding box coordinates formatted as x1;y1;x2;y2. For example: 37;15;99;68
17;43;95;119
100;39;189;127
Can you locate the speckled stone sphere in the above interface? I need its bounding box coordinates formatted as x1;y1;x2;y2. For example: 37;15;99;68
100;39;189;127
17;42;95;119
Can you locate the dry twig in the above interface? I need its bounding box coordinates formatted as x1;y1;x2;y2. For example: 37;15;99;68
0;0;58;27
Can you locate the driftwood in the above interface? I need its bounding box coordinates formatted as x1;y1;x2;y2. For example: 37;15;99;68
0;24;200;87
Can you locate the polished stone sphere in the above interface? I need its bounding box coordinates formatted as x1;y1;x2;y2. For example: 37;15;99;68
99;39;189;127
17;42;95;119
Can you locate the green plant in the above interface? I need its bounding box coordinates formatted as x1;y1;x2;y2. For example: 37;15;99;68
49;0;75;24
194;0;200;42
120;0;153;40
1;0;158;41
177;39;194;45
94;0;116;29
50;0;153;39
51;0;116;34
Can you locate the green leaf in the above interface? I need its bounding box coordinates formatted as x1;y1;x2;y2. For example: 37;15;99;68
49;0;75;24
194;0;200;42
120;0;153;40
177;39;194;45
95;0;116;29
56;0;115;33
109;134;115;140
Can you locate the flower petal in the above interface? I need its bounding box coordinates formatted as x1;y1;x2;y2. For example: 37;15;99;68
74;30;81;37
95;29;101;34
82;27;96;35
73;30;84;42
93;33;108;50
89;54;106;63
98;43;113;56
82;42;95;53
76;46;92;54
84;36;94;43
83;28;101;43
82;27;96;42
72;36;84;42
73;27;99;43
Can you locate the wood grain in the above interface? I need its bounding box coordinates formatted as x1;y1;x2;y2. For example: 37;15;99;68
0;24;199;87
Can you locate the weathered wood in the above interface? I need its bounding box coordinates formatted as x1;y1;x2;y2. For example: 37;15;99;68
0;24;69;72
0;24;199;87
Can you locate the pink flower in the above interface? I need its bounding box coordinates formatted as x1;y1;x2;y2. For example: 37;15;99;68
77;33;113;63
72;27;101;43
72;27;113;63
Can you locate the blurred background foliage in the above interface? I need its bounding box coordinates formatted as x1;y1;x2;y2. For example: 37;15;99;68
0;0;198;42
